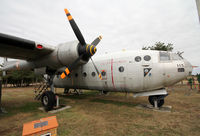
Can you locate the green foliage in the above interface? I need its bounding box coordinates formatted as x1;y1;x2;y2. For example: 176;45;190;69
188;78;193;85
142;42;174;51
1;70;42;87
197;74;200;83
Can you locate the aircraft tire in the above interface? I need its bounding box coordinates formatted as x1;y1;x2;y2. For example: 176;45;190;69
41;91;56;111
102;91;108;94
148;95;165;107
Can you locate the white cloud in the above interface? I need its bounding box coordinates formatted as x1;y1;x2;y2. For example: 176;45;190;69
0;0;200;72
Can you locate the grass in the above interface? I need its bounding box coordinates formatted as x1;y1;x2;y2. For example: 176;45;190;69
0;85;200;136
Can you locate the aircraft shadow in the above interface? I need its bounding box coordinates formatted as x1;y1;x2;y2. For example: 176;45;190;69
57;92;145;108
90;98;139;108
57;91;99;100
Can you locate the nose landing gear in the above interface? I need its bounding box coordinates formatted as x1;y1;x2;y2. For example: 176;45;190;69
148;95;168;108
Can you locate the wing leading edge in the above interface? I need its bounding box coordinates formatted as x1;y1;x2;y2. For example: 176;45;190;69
0;33;55;60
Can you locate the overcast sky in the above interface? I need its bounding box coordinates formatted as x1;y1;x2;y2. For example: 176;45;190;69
0;0;200;74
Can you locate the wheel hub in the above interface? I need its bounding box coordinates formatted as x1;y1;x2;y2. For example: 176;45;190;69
43;96;49;106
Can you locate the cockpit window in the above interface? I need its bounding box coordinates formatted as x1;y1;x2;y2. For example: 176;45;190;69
159;52;170;61
171;53;183;60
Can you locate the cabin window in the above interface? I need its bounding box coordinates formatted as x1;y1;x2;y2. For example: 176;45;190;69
101;71;106;76
82;72;87;77
91;72;96;77
119;66;124;72
144;55;151;61
135;56;141;62
159;52;170;61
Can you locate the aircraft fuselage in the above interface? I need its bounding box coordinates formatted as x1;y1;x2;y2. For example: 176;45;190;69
53;50;192;93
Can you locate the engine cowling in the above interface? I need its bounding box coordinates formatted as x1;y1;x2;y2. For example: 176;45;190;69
32;41;86;70
57;41;80;66
2;60;34;71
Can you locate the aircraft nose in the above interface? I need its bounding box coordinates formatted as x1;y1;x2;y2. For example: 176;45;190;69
184;59;193;76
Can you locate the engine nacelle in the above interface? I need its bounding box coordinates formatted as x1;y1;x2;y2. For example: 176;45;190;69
57;41;80;66
33;41;87;70
2;60;34;71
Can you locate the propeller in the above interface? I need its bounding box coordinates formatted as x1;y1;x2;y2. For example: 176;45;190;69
60;9;102;80
64;9;86;45
90;57;102;80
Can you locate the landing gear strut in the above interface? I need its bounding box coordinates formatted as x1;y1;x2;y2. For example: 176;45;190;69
100;90;108;95
37;74;57;111
148;95;167;108
64;88;69;94
64;88;82;95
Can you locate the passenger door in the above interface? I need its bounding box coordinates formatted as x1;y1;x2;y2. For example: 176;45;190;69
142;54;153;91
126;56;143;92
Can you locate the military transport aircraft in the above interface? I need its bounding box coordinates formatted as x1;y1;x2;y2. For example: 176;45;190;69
0;9;193;111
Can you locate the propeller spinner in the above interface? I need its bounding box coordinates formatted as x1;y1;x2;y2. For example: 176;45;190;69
60;9;102;80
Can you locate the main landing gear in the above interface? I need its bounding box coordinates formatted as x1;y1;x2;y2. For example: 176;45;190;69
41;91;56;111
148;95;167;108
35;74;57;111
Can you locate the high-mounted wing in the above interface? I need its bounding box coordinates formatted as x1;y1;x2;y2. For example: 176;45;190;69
0;33;55;60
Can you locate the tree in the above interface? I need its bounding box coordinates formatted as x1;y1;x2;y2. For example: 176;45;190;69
142;42;174;51
197;74;200;91
0;68;2;113
1;70;42;87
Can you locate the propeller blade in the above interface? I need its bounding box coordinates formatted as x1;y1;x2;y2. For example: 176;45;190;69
64;9;86;45
91;36;102;46
90;57;102;80
60;54;83;79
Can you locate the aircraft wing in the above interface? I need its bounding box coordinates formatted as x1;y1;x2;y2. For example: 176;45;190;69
0;33;55;60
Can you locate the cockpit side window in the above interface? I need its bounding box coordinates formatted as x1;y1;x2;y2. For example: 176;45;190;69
171;53;182;60
159;52;170;61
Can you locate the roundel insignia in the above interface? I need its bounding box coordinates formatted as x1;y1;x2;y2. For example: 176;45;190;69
144;68;152;77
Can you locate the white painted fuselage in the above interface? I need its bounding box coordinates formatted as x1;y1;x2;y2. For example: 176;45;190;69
53;50;192;93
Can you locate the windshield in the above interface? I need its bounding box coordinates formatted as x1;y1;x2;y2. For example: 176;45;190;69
159;52;170;61
171;53;183;60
